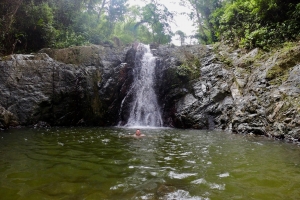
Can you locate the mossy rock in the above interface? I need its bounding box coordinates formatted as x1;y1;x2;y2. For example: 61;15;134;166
40;45;102;65
176;61;201;80
175;53;201;80
266;64;289;80
266;45;300;85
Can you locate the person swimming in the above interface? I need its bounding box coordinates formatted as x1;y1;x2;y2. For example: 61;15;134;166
120;129;146;138
134;129;145;137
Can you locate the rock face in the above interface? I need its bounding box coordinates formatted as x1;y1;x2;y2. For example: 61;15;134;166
154;45;234;129
0;45;133;127
0;43;299;144
154;43;300;143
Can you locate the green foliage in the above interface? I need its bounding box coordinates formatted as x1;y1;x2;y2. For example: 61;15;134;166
177;64;192;77
137;3;174;44
108;0;128;23
176;53;201;80
0;0;176;55
210;0;300;50
113;21;135;45
0;0;58;53
181;0;222;44
53;31;89;49
17;1;57;52
1;0;299;54
240;27;268;49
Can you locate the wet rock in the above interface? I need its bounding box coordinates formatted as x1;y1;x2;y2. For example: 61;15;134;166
287;128;300;141
34;121;51;129
235;123;266;135
0;45;131;127
234;67;249;88
272;122;287;139
0;105;19;129
155;45;234;129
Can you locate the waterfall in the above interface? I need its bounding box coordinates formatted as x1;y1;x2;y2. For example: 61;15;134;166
122;44;163;127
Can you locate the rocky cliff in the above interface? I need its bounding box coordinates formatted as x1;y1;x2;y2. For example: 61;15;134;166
0;43;299;143
154;43;300;143
0;45;133;128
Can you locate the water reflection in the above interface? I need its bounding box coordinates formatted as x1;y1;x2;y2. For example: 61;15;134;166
0;127;300;199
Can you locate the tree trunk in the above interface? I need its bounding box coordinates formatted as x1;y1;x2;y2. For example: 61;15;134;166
3;0;23;36
97;0;107;22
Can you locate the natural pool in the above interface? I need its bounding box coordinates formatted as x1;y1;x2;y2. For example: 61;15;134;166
0;127;299;200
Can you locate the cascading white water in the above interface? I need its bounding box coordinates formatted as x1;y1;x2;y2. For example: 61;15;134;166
125;44;163;127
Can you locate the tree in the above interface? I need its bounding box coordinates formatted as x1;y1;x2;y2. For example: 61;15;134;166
0;0;23;54
210;0;300;49
133;2;174;44
13;1;57;52
180;0;222;44
175;30;186;46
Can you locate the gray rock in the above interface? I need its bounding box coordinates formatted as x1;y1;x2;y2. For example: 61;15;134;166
0;45;132;127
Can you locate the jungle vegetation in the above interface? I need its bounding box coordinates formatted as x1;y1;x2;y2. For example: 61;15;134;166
1;0;299;55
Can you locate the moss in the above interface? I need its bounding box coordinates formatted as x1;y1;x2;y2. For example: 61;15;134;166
282;41;296;52
40;45;102;65
266;65;290;85
212;45;234;69
219;56;233;69
266;45;300;85
266;65;286;79
175;50;201;80
176;60;201;80
162;66;193;96
176;64;191;77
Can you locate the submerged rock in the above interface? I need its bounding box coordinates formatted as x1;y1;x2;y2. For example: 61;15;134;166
156;184;176;198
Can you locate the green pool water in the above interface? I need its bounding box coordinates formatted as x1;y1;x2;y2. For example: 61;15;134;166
0;127;299;199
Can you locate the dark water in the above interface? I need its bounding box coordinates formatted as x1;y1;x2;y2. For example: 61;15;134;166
0;127;299;200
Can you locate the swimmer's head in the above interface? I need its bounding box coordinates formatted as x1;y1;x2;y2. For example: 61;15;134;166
136;129;141;136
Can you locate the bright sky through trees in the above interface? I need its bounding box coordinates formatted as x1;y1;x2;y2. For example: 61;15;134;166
128;0;196;45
